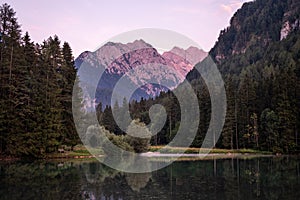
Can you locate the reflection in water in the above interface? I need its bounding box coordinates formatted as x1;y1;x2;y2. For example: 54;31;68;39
0;157;299;199
125;173;152;192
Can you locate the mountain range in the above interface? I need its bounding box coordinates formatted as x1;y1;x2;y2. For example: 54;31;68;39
75;40;207;109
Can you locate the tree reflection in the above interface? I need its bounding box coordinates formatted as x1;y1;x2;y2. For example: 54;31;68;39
0;157;299;199
125;173;152;192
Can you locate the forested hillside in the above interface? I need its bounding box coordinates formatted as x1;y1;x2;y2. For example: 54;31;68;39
205;0;300;153
0;4;82;157
98;0;300;153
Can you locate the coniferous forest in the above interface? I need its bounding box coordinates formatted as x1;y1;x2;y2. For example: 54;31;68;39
0;0;300;159
97;0;300;154
0;3;82;157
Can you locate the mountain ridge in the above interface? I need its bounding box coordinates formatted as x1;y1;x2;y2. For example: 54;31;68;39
209;0;300;64
75;39;207;109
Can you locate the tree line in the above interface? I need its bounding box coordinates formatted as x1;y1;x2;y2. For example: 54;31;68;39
97;0;300;153
1;0;299;158
0;4;82;157
98;30;300;154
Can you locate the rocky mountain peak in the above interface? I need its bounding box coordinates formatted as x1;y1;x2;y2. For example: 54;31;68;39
75;40;207;108
162;46;207;76
107;47;166;75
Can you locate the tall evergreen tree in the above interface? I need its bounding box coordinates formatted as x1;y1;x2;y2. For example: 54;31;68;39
222;77;236;149
60;42;80;149
0;3;23;155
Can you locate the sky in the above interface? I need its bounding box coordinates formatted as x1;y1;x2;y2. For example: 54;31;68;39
5;0;251;57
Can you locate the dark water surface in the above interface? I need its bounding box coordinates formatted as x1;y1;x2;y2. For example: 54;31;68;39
0;156;299;200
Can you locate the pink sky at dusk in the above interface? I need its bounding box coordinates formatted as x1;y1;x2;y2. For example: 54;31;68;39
4;0;251;57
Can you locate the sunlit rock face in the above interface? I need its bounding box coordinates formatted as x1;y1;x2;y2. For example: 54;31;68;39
75;40;207;109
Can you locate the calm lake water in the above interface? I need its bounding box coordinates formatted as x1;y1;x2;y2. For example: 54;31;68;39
0;156;299;200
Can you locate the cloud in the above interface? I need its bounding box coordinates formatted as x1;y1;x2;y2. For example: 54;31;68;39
220;1;244;15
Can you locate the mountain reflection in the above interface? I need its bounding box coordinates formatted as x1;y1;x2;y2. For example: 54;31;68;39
0;157;299;199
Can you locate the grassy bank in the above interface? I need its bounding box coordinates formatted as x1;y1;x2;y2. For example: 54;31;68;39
45;145;103;160
45;145;271;160
149;146;272;154
1;145;273;161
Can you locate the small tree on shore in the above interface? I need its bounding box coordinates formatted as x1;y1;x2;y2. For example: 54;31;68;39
125;119;152;153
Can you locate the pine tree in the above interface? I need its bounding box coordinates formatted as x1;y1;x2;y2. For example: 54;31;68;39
0;3;86;157
260;108;279;152
14;32;42;156
60;42;80;149
101;106;115;133
222;77;235;149
274;70;297;153
238;73;257;148
0;3;24;155
39;36;64;153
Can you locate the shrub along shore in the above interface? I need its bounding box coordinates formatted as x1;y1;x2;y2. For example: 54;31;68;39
0;145;274;161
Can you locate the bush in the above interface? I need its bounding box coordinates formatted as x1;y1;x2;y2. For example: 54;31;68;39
85;120;152;155
125;120;151;153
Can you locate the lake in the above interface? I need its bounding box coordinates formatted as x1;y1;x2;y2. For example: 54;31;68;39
0;156;299;199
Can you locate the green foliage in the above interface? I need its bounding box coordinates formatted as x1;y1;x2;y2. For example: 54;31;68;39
96;27;300;154
260;109;280;152
106;133;134;154
125;119;151;153
85;122;151;155
221;77;236;149
1;0;300;158
210;0;288;62
95;0;300;154
0;4;84;157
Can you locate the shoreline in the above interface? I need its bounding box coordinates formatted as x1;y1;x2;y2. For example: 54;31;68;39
1;146;297;162
1;153;294;163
